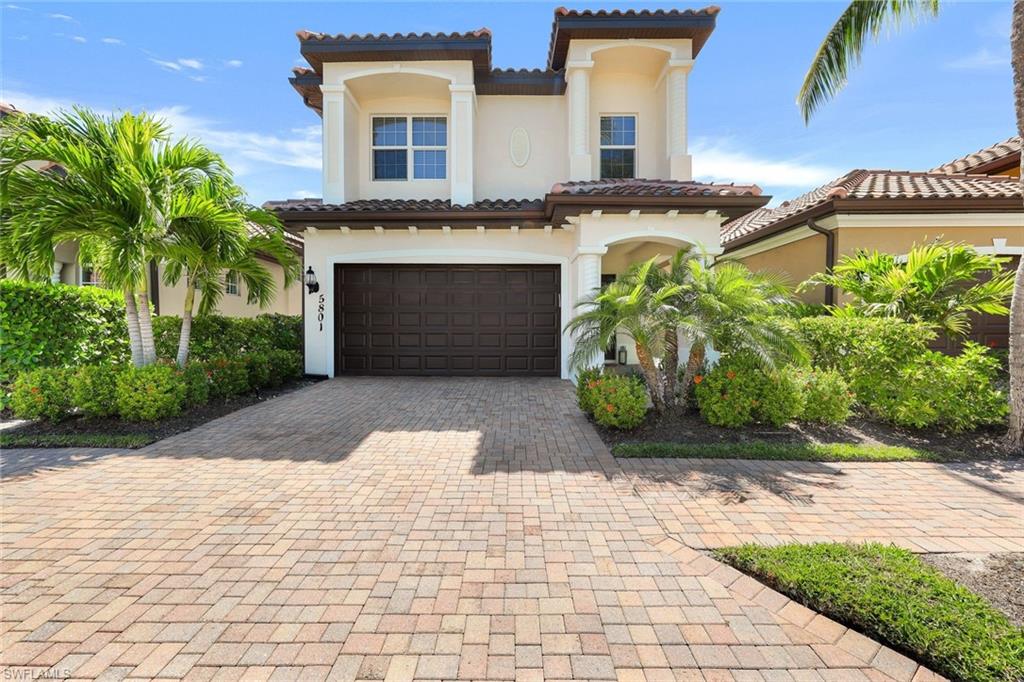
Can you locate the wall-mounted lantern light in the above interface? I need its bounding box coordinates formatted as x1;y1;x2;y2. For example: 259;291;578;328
304;266;320;294
617;346;627;365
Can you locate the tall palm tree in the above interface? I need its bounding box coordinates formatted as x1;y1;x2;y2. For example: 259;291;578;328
0;107;231;366
162;184;299;366
800;0;1024;452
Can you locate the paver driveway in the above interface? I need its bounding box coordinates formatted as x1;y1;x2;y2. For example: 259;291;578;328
2;378;940;681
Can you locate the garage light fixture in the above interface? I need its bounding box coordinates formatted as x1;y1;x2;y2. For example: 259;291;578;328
618;346;627;365
304;266;320;294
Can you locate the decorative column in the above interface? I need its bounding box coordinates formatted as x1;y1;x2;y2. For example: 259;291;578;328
51;262;62;284
566;61;594;181
321;83;347;204
573;246;607;369
666;59;694;181
449;84;476;206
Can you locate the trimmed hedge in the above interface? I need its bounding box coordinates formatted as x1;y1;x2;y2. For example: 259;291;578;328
1;281;301;404
1;281;127;398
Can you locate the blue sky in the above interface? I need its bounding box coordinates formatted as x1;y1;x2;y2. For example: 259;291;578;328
2;1;1014;206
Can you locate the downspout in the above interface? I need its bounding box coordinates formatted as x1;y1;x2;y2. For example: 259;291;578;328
806;218;835;306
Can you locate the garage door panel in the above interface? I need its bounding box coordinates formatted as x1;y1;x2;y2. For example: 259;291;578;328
335;264;559;376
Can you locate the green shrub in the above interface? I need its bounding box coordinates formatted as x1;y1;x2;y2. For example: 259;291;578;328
265;349;303;388
872;343;1008;431
244;352;273;390
794;316;934;410
715;542;1024;682
591;375;648;430
115;365;186;422
179;363;210;408
0;281;127;403
695;354;803;428
70;365;122;418
10;368;73;421
575;367;604;414
797;369;854;425
205;356;250;400
153;314;301;361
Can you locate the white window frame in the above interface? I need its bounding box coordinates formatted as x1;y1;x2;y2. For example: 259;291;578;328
79;265;101;286
225;271;240;296
370;114;448;182
598;113;638;180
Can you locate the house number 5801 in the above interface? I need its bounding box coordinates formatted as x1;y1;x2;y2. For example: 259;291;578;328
317;294;325;332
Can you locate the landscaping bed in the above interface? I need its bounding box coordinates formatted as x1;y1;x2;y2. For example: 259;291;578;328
596;405;1009;461
715;542;1024;682
923;553;1024;628
1;378;317;449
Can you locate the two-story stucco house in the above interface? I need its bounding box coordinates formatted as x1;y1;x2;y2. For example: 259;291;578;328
268;6;770;379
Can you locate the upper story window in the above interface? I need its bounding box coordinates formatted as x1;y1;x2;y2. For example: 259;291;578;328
372;115;447;181
225;271;240;296
599;115;636;179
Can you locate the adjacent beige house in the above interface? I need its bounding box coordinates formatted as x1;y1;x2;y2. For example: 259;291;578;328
270;6;773;378
721;137;1023;348
1;102;304;318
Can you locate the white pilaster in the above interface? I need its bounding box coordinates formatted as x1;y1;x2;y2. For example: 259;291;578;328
566;61;594;181
321;84;347;204
666;60;694;181
51;261;63;283
573;246;607;369
449;84;476;206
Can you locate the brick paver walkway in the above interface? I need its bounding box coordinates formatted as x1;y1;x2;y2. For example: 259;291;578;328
620;456;1024;552
2;378;947;680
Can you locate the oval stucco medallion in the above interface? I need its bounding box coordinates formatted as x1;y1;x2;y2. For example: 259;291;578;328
509;127;531;167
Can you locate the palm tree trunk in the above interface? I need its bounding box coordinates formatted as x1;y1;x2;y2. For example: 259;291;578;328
1009;0;1024;455
123;288;144;367
663;328;679;406
634;343;666;412
136;277;158;365
175;280;197;367
680;341;707;406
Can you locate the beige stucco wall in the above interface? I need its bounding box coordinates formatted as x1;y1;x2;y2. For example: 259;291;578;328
835;224;1024;256
154;260;300;319
475;95;567;200
736;233;829;304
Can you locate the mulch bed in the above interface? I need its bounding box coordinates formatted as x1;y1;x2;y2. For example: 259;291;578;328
923;552;1024;627
0;378;321;448
593;405;1010;459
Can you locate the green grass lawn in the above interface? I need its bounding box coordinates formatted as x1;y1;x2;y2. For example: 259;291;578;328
612;441;946;462
715;542;1024;682
0;433;153;449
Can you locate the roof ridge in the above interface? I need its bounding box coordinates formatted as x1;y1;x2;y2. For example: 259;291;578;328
296;28;491;42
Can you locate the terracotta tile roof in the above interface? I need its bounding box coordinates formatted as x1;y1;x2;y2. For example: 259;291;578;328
721;169;1024;246
296;28;491;43
930;136;1021;175
247;221;304;251
550;178;761;197
265;198;545;214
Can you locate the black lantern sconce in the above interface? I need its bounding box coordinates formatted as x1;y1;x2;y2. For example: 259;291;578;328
304;266;320;294
617;346;627;365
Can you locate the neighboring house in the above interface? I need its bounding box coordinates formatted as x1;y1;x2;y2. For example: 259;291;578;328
0;101;304;318
721;138;1024;349
269;6;771;378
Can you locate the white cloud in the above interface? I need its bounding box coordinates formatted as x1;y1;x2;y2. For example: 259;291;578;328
101;37;123;45
293;189;317;198
5;4;29;10
71;35;86;43
47;12;74;21
5;90;322;177
945;47;1008;71
188;75;207;83
178;58;203;70
224;59;243;68
150;58;182;72
691;138;839;188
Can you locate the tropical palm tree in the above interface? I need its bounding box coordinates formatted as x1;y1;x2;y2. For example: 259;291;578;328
801;242;1015;338
567;258;681;412
161;184;300;366
800;0;1024;452
0;107;231;367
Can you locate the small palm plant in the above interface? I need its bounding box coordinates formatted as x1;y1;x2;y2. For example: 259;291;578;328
801;242;1014;338
161;181;299;366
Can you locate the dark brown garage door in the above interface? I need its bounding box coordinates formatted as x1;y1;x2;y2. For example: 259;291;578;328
335;264;560;376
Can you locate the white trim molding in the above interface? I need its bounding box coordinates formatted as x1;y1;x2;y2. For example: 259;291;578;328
723;225;819;260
